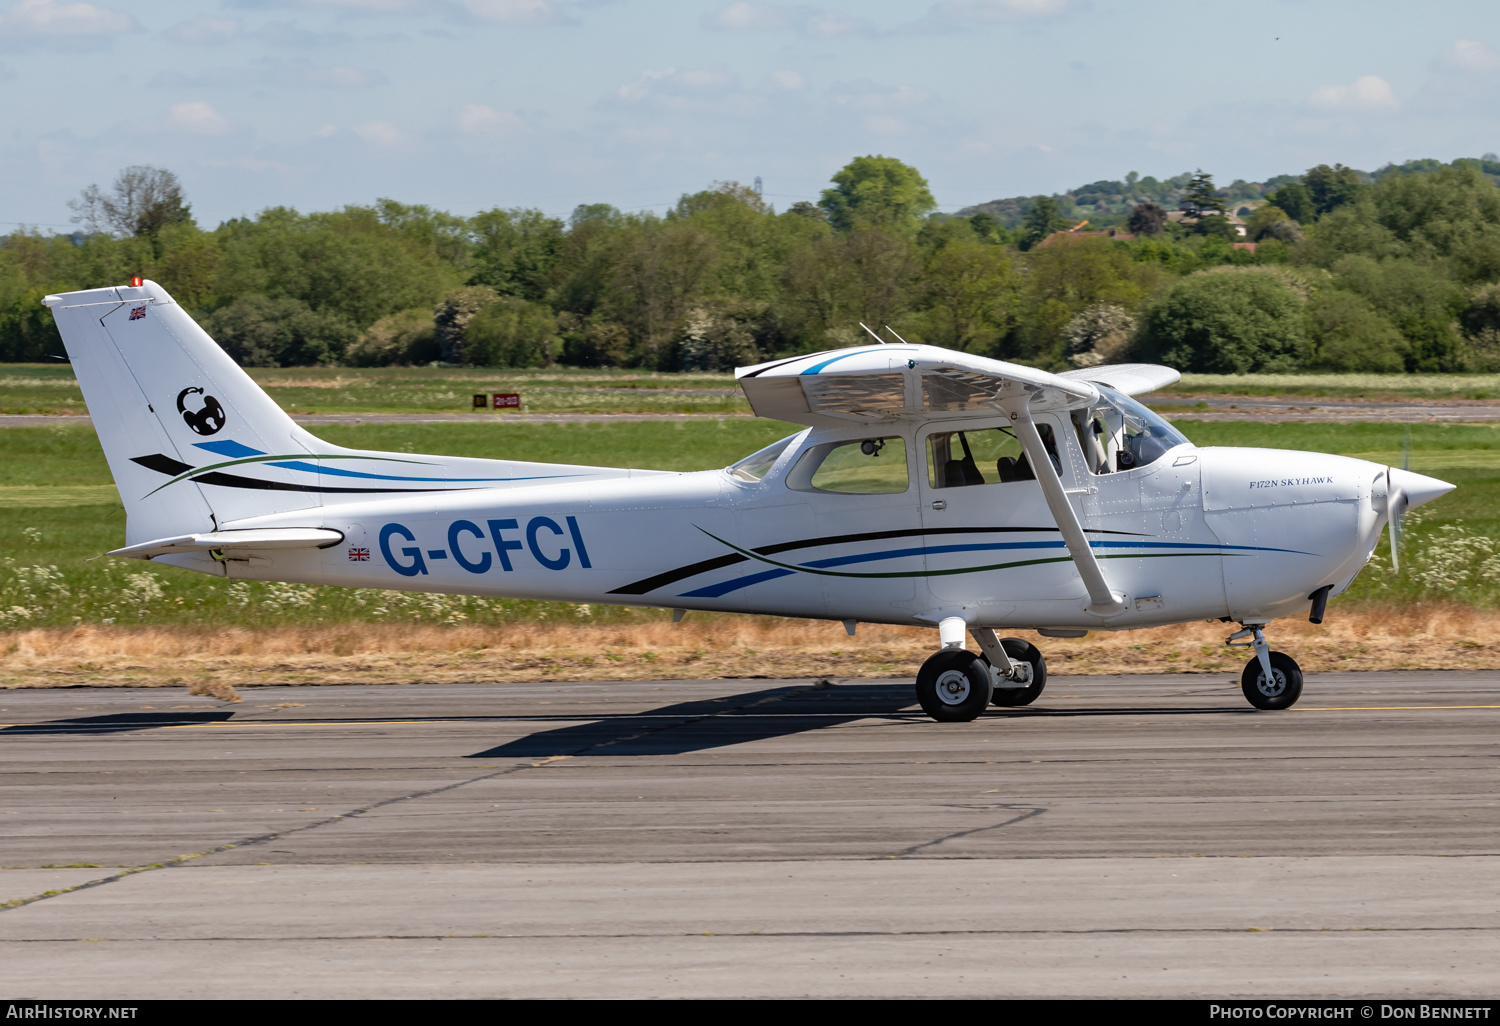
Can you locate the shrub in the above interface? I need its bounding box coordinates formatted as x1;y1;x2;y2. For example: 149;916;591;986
1137;269;1308;373
202;295;357;367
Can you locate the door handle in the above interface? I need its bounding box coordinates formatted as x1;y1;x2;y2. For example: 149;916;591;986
930;500;946;510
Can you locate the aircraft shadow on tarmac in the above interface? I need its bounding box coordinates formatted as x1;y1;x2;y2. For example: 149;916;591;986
468;682;920;759
465;682;1258;759
468;681;1266;760
0;711;236;736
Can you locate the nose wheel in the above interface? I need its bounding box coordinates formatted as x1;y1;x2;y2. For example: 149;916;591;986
1228;625;1304;710
1241;651;1303;710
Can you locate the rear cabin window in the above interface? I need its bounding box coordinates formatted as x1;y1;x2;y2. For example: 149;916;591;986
926;425;1060;489
788;436;909;494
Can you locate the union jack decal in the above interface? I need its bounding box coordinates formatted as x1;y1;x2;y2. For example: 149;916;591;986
128;306;147;321
347;547;370;561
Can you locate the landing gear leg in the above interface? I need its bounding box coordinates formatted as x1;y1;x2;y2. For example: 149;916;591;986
971;628;1047;707
1227;625;1303;710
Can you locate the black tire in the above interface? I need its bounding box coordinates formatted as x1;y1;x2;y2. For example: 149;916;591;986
915;649;993;722
984;638;1047;707
1241;651;1303;710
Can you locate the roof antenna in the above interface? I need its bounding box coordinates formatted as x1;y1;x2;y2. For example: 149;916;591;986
883;325;911;345
858;321;887;344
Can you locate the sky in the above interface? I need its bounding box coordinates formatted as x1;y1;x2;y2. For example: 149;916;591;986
1;0;1498;230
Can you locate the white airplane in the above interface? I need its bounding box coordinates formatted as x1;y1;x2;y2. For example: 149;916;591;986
45;279;1454;721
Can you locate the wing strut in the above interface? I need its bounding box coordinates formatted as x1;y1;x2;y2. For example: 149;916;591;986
1005;401;1127;617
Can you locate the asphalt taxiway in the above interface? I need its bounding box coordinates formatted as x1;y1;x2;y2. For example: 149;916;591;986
2;671;1498;998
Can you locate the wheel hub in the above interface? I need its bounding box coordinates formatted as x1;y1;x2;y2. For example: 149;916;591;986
1257;669;1287;697
935;668;972;705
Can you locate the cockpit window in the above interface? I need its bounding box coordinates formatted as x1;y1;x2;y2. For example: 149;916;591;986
788;436;909;494
728;434;797;482
1074;385;1190;474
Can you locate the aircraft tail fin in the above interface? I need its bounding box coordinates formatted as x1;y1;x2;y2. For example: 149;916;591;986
45;280;637;553
44;280;320;546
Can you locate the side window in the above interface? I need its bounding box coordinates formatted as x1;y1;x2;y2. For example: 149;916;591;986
788;436;909;494
926;426;1060;489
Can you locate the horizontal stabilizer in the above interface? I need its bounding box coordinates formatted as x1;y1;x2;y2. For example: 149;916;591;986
1057;363;1180;397
110;528;344;560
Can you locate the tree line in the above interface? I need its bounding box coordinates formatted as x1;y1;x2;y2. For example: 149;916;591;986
4;154;1500;375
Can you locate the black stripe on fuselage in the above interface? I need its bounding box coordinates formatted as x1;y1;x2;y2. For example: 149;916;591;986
129;454;457;495
606;524;1147;595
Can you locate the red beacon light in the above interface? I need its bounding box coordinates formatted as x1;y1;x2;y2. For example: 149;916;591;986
130;275;143;287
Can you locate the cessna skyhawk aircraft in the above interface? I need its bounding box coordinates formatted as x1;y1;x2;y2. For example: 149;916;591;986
45;280;1454;721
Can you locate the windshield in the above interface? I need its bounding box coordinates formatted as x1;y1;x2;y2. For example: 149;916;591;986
1097;385;1190;470
728;434;798;482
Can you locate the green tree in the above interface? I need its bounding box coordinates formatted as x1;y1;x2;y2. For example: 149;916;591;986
463;297;557;367
1303;291;1406;372
819;155;936;234
1020;196;1070;250
346;308;438;366
1137;269;1308;373
1126;203;1166;235
1267;181;1315;223
920;238;1015;350
1181;170;1226;218
467;207;565;301
203;295;356;367
1330;255;1464;370
1304;163;1364;216
433;285;502;363
68;166;194;238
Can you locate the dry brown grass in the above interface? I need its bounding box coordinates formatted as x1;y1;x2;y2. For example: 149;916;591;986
2;605;1497;692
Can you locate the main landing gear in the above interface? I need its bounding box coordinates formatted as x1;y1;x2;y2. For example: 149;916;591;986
1228;625;1304;710
914;622;1048;722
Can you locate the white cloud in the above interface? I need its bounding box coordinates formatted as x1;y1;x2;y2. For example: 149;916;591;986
458;103;526;135
929;0;1073;22
301;0;420;10
1440;39;1500;72
0;0;136;34
316;123;338;138
464;0;560;24
1308;75;1399;112
166;101;229;135
705;2;788;30
766;69;807;91
703;3;872;36
164;17;238;45
614;67;740;111
150;62;387;89
354;121;405;146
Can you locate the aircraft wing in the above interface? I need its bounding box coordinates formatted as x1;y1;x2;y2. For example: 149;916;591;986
736;344;1100;427
1056;363;1180;397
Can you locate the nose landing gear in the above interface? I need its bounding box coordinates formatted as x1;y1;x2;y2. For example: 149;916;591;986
1228;625;1304;710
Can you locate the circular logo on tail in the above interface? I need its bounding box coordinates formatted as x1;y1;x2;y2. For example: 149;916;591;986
176;387;226;436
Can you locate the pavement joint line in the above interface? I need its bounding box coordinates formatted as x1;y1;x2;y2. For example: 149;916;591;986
0;680;826;914
6;925;1500;942
882;805;1048;859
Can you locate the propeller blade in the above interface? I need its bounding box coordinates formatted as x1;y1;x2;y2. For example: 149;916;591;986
1389;484;1404;574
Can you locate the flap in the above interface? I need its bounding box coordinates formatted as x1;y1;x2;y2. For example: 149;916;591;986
110;527;344;560
736;344;1099;427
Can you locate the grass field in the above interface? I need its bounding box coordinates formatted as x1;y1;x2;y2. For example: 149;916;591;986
1;417;1496;686
7;364;1500;416
0;365;749;416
